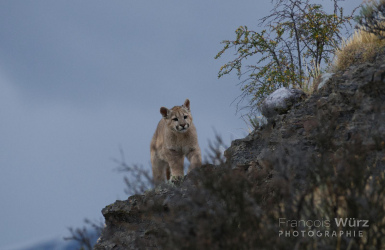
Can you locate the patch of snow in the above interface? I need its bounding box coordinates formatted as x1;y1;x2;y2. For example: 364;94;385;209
317;73;333;90
260;87;305;118
263;87;293;107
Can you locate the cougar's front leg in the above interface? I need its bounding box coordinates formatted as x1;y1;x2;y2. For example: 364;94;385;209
187;148;202;171
152;160;169;185
166;149;184;178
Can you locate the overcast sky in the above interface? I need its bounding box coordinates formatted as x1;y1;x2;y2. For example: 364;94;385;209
0;0;363;248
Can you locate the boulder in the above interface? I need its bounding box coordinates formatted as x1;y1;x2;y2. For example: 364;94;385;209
260;87;306;118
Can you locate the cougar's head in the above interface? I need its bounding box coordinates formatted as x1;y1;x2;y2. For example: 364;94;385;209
160;99;192;133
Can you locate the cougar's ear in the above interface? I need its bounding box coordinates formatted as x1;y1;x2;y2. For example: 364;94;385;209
160;107;169;118
182;99;190;111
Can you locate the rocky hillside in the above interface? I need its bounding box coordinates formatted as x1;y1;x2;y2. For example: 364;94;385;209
94;52;385;250
226;59;385;168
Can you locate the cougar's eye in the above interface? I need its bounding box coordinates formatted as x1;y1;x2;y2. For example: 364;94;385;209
184;116;187;119
172;118;178;121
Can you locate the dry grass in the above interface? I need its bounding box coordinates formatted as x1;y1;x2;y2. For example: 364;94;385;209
302;60;322;95
333;28;385;71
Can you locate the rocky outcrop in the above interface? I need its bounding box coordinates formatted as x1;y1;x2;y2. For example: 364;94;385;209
94;194;162;250
94;52;385;250
226;57;385;168
94;165;219;250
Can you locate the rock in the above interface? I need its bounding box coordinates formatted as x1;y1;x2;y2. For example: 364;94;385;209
260;87;306;118
95;51;385;249
225;51;385;167
94;165;219;250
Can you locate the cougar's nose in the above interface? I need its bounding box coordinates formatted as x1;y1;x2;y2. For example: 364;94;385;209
180;124;186;128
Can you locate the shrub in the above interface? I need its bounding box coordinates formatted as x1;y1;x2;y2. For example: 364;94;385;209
215;0;357;112
64;218;104;250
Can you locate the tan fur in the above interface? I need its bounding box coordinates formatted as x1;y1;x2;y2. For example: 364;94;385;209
150;99;202;185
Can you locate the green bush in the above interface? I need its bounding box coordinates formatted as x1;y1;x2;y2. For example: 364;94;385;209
215;0;357;112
